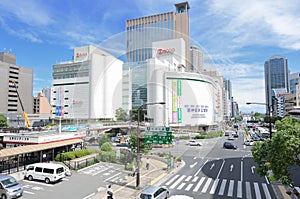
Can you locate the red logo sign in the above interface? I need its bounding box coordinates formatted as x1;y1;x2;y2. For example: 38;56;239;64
75;52;88;58
157;48;175;55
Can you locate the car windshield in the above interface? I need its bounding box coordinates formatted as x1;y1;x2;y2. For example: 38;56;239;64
140;194;152;199
1;177;18;188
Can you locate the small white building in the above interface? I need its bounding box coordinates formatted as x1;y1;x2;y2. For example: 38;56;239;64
52;45;123;120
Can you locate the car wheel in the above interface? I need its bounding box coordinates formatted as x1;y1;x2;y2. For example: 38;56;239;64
28;175;33;181
1;194;7;199
45;178;50;184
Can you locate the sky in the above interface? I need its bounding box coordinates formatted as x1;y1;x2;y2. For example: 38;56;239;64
0;0;299;114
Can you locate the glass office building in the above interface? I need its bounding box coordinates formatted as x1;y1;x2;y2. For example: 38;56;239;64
264;55;290;115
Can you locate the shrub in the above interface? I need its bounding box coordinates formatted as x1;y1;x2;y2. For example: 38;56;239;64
101;142;112;151
194;135;206;139
176;157;182;162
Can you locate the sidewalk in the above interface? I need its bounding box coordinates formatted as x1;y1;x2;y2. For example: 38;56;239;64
88;157;182;199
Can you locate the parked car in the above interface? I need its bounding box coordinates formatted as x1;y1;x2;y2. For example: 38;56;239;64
292;186;300;199
244;139;254;146
223;142;238;149
188;140;202;146
233;132;239;138
24;163;65;184
224;131;230;136
0;174;23;199
139;186;169;199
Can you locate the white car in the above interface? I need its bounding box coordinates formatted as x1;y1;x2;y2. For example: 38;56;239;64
188;140;202;146
244;139;254;146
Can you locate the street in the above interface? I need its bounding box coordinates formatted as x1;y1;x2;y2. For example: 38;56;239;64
158;130;276;199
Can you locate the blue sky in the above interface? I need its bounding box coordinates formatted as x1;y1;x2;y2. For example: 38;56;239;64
0;0;299;113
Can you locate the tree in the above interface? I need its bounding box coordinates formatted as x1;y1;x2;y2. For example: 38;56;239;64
115;107;128;121
98;134;111;148
100;142;112;151
252;117;300;185
0;114;8;128
128;130;152;154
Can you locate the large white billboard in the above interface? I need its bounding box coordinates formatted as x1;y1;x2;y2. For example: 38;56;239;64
166;75;215;126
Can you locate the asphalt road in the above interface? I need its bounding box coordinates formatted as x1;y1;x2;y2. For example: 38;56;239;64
158;129;276;199
21;163;128;199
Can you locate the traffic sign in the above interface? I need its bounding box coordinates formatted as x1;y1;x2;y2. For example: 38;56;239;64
145;126;172;145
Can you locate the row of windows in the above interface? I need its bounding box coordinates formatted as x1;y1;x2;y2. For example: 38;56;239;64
53;64;89;73
53;72;89;79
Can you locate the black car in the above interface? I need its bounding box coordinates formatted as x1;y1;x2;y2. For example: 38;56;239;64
223;142;238;149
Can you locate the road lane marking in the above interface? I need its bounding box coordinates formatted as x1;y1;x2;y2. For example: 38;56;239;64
83;193;95;199
103;172;122;182
92;168;109;176
209;179;219;194
254;182;262;199
230;164;234;172
227;180;234;197
216;159;225;179
193;177;205;192
265;175;270;184
166;175;179;185
251;166;256;174
177;182;186;190
24;190;34;195
194;159;208;176
185;176;192;181
192;176;199;182
237;180;242;198
210;163;215;170
185;183;193;191
241;159;243;182
190;162;198;168
201;178;212;193
246;181;252;199
218;179;227;195
23;180;54;187
170;175;186;189
262;183;271;199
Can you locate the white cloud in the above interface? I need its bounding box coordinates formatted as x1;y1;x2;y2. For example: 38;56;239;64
0;0;55;26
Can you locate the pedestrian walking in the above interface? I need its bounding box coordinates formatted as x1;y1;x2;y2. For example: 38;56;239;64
107;184;114;199
146;158;150;170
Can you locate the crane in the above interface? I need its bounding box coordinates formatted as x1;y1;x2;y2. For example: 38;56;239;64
11;80;30;128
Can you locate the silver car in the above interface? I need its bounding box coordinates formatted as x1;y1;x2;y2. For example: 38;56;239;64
139;186;169;199
0;175;23;199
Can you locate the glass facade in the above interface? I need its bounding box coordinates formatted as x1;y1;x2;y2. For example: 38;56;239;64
126;18;175;62
264;56;289;114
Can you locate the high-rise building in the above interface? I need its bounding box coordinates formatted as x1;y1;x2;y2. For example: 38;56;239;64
124;2;190;110
126;2;190;67
290;72;300;94
264;55;289;115
190;46;203;73
42;87;52;104
0;52;33;115
52;45;123;120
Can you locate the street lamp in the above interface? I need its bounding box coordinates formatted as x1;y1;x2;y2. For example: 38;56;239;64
246;102;272;139
136;101;165;189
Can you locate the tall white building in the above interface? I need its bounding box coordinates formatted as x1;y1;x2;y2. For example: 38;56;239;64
52;45;123;120
146;38;220;130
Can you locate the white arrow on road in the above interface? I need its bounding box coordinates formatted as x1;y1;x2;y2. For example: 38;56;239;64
230;164;234;172
251;166;256;174
210;163;215;170
190;162;198;168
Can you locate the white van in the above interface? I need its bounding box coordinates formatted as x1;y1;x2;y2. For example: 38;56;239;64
24;163;65;184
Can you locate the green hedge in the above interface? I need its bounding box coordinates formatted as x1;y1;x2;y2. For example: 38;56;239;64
55;149;93;161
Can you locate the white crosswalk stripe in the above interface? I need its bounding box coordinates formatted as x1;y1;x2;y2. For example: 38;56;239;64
254;182;262;199
218;179;227;195
227;180;234;197
201;178;212;193
262;183;272;199
237;180;242;198
165;175;273;199
170;175;185;189
193;177;205;192
209;178;219;194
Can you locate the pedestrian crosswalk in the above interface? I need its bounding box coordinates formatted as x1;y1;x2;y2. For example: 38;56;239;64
165;174;272;199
